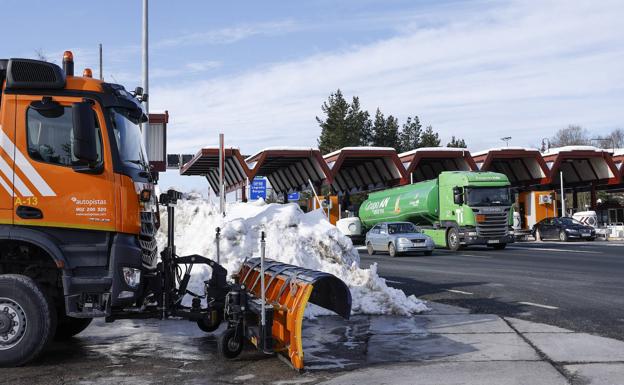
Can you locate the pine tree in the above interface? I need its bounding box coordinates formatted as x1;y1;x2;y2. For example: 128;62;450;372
399;115;422;153
420;125;441;147
447;136;467;148
316;90;350;154
371;109;386;146
345;97;372;146
384;115;400;148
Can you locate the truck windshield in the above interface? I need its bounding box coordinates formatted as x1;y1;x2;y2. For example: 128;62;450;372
388;223;419;234
110;108;148;170
466;187;511;206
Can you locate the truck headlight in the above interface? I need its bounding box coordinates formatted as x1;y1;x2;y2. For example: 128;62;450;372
123;267;141;289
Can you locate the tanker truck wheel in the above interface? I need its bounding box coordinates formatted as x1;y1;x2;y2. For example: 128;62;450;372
446;228;461;251
366;242;376;255
218;326;244;359
0;275;56;367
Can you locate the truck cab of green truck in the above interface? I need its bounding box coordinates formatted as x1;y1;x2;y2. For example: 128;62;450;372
338;171;514;251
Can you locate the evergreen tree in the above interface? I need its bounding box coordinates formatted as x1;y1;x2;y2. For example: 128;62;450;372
384;115;400;148
316;90;350;154
420;125;441;147
399;115;422;153
447;136;467;148
345;96;372;146
371;109;386;146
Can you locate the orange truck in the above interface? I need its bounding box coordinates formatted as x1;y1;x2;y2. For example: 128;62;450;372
0;52;349;369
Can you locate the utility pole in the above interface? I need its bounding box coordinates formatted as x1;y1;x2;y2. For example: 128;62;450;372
141;0;149;151
219;133;225;216
98;43;103;80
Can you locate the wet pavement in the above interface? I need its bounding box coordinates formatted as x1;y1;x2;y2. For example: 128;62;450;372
2;302;623;384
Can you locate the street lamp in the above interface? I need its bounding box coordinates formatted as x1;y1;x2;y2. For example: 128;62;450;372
501;136;512;147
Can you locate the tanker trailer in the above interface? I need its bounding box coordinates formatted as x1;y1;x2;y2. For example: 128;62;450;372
337;171;514;251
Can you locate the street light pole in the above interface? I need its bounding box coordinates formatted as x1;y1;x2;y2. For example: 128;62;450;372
141;0;149;150
501;136;512;147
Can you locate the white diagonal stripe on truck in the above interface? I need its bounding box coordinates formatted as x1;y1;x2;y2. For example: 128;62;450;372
0;155;33;196
0;128;55;196
0;172;13;196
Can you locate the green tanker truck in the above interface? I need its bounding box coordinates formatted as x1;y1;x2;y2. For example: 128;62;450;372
337;171;514;251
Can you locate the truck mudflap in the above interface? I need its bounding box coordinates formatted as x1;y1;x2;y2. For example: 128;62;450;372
236;258;352;369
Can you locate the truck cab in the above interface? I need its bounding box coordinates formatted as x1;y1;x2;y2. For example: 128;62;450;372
0;53;157;365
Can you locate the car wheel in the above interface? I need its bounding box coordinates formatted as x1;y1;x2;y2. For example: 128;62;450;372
559;230;568;242
446;228;460;251
388;243;398;257
366;242;376;255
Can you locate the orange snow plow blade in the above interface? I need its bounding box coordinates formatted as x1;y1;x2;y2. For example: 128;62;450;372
236;258;351;369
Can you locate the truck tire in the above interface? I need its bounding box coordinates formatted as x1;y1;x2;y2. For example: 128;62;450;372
388;243;398;257
0;275;56;367
366;242;376;255
492;243;507;250
55;314;92;340
446;228;460;251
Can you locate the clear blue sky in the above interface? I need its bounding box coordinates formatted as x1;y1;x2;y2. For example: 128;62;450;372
2;0;623;194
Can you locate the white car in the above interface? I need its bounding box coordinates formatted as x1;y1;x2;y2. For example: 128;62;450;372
365;222;435;257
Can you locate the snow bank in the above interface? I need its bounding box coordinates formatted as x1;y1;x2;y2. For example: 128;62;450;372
156;197;428;317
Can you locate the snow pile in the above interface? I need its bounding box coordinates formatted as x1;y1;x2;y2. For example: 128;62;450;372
156;197;428;316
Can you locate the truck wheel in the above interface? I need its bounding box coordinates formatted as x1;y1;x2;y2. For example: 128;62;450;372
0;275;56;367
388;243;398;257
55;314;92;340
559;230;568;242
492;243;507;250
218;326;244;359
197;310;222;333
366;242;376;256
446;228;460;251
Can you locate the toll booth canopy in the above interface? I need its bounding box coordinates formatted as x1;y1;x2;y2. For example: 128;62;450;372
542;146;618;187
324;147;406;193
473;147;549;187
246;148;330;194
180;148;250;193
400;147;476;183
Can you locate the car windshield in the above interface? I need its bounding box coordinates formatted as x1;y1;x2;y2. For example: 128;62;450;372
110;107;148;169
466;187;511;206
558;217;584;226
388;223;418;234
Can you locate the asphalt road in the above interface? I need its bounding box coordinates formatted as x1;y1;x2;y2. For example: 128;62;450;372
358;240;624;341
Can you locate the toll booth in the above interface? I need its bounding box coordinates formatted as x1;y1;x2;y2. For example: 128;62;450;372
180;147;251;197
146;111;169;178
517;191;558;230
400;147;476;183
472;147;549;188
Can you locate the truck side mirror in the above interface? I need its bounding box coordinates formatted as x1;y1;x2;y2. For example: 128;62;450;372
453;187;464;205
72;101;98;164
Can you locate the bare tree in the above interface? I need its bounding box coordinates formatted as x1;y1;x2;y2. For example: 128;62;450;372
549;125;590;147
34;48;48;61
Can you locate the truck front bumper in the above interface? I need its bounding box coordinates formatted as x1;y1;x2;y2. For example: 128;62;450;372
461;234;515;246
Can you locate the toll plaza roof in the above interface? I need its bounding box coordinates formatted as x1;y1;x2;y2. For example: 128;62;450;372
612;149;624;183
245;147;331;194
472;147;549;187
542;146;619;186
399;147;477;182
323;147;406;193
180;147;251;194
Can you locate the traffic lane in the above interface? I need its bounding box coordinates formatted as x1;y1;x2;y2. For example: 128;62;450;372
358;241;624;340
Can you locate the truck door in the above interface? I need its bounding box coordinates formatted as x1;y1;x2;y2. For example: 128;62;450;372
13;95;116;232
0;94;16;223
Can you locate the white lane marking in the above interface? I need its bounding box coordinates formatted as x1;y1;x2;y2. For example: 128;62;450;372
446;289;473;295
384;279;403;284
518;301;559;310
507;246;601;254
0;155;32;196
0;129;55;196
461;254;492;259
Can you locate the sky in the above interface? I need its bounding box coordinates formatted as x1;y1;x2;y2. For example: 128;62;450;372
2;0;623;194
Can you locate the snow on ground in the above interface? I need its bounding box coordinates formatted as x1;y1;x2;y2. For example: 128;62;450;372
156;196;429;317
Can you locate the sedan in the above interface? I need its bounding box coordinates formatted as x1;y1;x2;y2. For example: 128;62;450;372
532;217;596;241
365;222;435;257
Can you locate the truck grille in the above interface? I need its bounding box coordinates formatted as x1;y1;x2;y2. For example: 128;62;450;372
475;211;508;238
139;211;158;267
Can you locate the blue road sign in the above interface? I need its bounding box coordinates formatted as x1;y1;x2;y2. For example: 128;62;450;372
250;178;267;200
287;192;300;201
